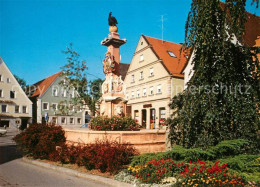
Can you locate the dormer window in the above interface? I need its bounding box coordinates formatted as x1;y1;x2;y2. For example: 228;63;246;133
168;51;176;58
7;78;11;83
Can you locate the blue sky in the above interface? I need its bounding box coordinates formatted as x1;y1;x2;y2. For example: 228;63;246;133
1;0;259;85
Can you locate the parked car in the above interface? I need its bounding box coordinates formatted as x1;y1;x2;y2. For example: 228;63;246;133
0;129;7;136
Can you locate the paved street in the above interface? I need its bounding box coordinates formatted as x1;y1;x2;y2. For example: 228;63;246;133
0;128;111;187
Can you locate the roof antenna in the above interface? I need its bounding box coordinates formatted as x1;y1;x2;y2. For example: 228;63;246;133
161;15;164;43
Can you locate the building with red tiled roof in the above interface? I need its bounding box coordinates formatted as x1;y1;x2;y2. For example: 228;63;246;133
183;6;260;88
28;72;88;126
124;35;188;129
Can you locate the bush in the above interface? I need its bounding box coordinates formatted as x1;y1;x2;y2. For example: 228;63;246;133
130;146;215;167
130;139;253;168
208;139;251;158
13;123;66;160
219;155;260;173
62;140;138;174
89;116;139;131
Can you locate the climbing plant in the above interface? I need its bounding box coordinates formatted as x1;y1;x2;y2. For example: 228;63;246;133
168;0;259;149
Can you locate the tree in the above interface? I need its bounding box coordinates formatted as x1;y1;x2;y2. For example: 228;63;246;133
168;0;259;149
14;74;28;91
61;43;103;116
87;78;103;115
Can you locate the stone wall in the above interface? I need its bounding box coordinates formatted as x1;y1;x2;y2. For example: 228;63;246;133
64;129;166;154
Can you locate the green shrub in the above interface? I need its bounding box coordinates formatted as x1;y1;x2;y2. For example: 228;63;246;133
89;116;139;131
130;146;215;167
219;155;260;173
208;139;251;158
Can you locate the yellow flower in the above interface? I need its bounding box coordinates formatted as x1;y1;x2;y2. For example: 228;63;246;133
193;173;196;176
182;182;186;185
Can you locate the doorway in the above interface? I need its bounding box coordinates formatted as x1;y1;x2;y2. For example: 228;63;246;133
0;120;9;128
150;108;156;129
141;109;147;128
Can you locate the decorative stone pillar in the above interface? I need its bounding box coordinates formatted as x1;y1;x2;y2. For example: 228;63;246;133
99;24;127;118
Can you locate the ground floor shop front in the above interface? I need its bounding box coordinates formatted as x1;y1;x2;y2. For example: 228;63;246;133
127;99;171;129
0;116;31;129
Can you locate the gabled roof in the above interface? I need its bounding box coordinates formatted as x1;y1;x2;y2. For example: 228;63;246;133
31;71;63;98
0;57;32;104
143;35;188;78
119;63;130;81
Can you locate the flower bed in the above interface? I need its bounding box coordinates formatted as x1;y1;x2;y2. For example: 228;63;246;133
89;116;139;131
128;159;247;186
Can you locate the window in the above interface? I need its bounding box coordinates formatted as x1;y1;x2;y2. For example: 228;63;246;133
137;90;140;97
52;117;57;124
139;54;144;62
1;105;7;113
126;93;129;99
76;105;81;112
59;104;66;111
0;75;2;82
61;117;66;124
150;86;154;95
22;106;27;113
52;88;58;96
143;88;147;96
77;118;81;124
149;68;154;76
70;118;74;124
159;108;166;120
43;102;49;110
7;78;10;83
61;89;67;97
52;103;57;111
134;110;139;122
168;51;176;58
10;91;15;99
69;91;75;98
140;71;144;80
157;84;162;93
69;104;74;112
131;75;135;82
15;105;19;113
0;89;3;97
131;91;135;98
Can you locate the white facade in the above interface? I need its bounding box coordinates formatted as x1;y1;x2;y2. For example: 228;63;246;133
0;57;32;128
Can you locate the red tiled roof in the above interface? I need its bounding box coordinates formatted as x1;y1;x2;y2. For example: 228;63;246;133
243;12;260;47
31;71;63;98
143;35;188;78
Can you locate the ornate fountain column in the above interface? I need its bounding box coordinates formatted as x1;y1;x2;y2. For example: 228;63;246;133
99;14;127;117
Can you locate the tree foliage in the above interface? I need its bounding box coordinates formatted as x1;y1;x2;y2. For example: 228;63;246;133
14;74;28;91
61;43;103;116
168;0;259;148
